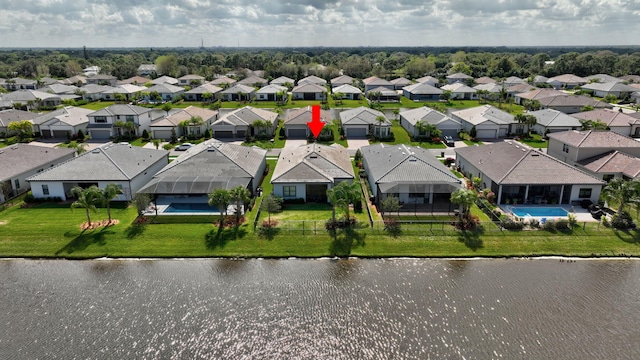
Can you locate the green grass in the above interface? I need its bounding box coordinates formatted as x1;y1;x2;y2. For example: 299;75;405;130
369;120;446;148
2;201;640;258
517;133;548;149
79;101;115;110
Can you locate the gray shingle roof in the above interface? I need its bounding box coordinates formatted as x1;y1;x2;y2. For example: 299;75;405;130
89;104;153;117
256;84;287;94
213;106;278;127
292;83;326;93
578;150;640;178
399;107;461;127
32;106;92;127
455;141;604;185
547;130;640;148
27;143;168;182
151;76;178;85
284;107;330;125
138;139;266;194
298;75;327;85
363;76;392;86
339;107;390;126
528;109;582;128
0;109;39;126
402;82;443;95
270;76;295;85
272;143;353;183
331;84;362;94
362;144;462;190
1;144;75;181
145;83;185;94
220;84;256;94
238;75;267;86
451;105;514;126
185;83;223;94
571;108;640;127
151;106;218;127
581;82;638;93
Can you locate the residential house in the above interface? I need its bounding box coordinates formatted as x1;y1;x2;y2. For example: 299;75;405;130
475;76;497;85
339;106;391;138
184;83;223;102
366;86;400;102
150;106;218;140
530;75;549;86
137;140;266;208
0;144;76;202
330;75;354;88
451;105;516;138
270;76;295;87
211;106;278;139
0;90;66;109
446;72;473;84
79;84;114;101
178;74;205;87
528;109;582;136
60;75;86;86
537;94;612;114
399;107;462;138
580;82;638;99
576;151;640;182
87;104;162;139
220;84;256;101
506;83;538;98
441;83;478;100
402;83;443;101
571;109;640;137
546;130;640;166
101;84;146;101
363;76;394;93
298;75;327;86
34;106;92;139
331;84;362;100
415;76;439;86
514;88;565;105
292;83;327;101
361;143;462;208
256;84;287;101
585;74;622;84
473;83;503;100
86;74;117;86
390;77;412;90
456;141;605;205
145;83;185;102
0;109;38;136
621;75;640;83
546;74;588;89
503;76;526;87
209;76;237;88
28;143;168;201
82;66;101;77
40;83;78;95
271;143;353;202
283;106;330;139
118;76;151;86
151;76;179;86
4;78;38;91
238;75;267;88
137;64;156;76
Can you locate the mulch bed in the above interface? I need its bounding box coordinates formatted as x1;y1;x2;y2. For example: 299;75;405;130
80;219;120;230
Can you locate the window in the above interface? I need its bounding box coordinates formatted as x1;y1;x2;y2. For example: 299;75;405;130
95;116;107;123
14;179;20;189
408;193;423;198
283;186;296;197
562;144;569;153
126;115;135;122
42;184;49;195
578;188;592;198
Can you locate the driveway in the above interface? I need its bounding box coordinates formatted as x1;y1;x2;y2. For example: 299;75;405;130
346;139;369;151
283;139;307;150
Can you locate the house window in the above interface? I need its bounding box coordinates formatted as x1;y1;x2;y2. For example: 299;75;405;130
578;188;592;198
42;184;49;195
95;116;107;123
283;186;296;197
408;193;423;198
126;115;135;122
562;144;569;153
14;179;20;189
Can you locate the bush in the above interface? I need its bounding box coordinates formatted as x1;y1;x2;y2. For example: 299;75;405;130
283;197;305;204
543;219;557;231
76;129;85;141
555;218;570;231
528;218;540;229
501;218;524;230
141;129;149;140
611;211;636;229
23;192;35;203
353;199;363;213
163;143;174;150
325;217;357;230
383;218;401;237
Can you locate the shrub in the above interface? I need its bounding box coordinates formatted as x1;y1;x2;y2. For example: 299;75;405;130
501;218;524;230
611;211;636;230
602;216;611;227
567;213;577;228
528;218;540;229
141;129;149;140
163;143;174;150
325;217;357;230
543;219;557;231
23;192;35;203
353;199;363;213
555;218;570;231
383;218;401;237
76;129;85;141
283;197;305;204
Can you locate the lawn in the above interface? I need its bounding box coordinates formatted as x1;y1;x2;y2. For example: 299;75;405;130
517;133;548;149
2;200;640;258
369;120;446;148
79;101;115;110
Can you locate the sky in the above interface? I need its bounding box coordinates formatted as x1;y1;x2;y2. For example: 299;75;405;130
1;0;639;48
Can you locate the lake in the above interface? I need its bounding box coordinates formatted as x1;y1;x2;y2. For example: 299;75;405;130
1;258;638;359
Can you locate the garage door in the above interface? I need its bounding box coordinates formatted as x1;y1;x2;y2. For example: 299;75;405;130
52;130;69;139
287;128;307;139
153;130;173;140
346;127;367;138
440;129;459;138
237;130;246;138
90;130;111;139
214;131;233;139
476;129;497;139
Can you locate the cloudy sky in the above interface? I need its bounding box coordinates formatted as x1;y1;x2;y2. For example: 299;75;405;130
1;0;639;48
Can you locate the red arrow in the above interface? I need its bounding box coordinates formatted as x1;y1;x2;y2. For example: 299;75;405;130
307;105;325;138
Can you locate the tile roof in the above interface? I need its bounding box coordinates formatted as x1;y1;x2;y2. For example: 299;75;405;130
399;107;461;127
89;104;153;117
151;106;218;127
220;84;256;94
362;144;462;189
32;106;92;127
0;144;75;181
339;107;390;126
366;86;399;96
238;75;267;86
581;82;638;93
516;88;565;101
547;130;640;148
138;139;266;194
451;105;514;126
185;83;223;94
363;76;392;86
547;74;588;84
271;143;353;183
390;77;412;86
402;82;443;95
292;83;326;93
415;76;438;84
209;76;237;85
284;106;330;125
571;109;639;127
441;83;477;93
145;83;185;94
270;76;295;85
455;141;604;185
585;74;622;83
213;106;278;127
473;83;503;93
331;75;354;84
506;83;538;94
475;76;496;84
256;84;287;94
102;84;146;94
528;109;582;128
118;76;151;85
446;72;473;80
178;74;205;80
151;76;178;85
298;75;327;85
0;109;39;126
332;84;362;94
537;94;610;108
578;151;640;178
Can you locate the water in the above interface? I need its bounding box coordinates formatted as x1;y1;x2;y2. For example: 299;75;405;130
1;258;639;359
511;206;569;217
164;203;219;213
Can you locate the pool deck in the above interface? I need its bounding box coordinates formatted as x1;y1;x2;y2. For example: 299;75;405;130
144;195;242;216
501;205;597;223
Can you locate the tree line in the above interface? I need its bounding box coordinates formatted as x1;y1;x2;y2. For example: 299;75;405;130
1;47;640;83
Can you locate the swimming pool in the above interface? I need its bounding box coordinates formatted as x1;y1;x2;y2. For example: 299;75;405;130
511;206;568;218
164;203;219;213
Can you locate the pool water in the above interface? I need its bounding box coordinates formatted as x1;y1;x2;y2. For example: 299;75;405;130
511;206;568;217
164;203;219;213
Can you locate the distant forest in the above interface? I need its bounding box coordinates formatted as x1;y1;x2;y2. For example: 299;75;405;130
1;46;640;81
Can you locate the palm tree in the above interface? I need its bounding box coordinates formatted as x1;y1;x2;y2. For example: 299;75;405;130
440;90;452;104
601;178;640;215
327;181;361;223
208;189;231;228
113;120;126;137
123;121;136;139
101;184;123;223
202;92;213;103
70;186;102;227
8;120;33;142
450;188;478;222
229;186;251;226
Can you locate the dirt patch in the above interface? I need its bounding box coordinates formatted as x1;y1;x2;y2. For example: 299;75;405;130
80;219;120;231
0;220;6;225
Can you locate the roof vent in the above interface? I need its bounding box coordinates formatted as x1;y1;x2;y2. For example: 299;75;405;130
92;149;100;154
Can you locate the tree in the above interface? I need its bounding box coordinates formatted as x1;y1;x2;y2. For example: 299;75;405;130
326;181;362;223
229;186;251;226
380;195;402;217
101;184;123;223
202;92;213;103
170;128;178;144
514;114;537;135
7;120;33;141
113;120;126;137
161;103;173;115
70;186;102;227
261;194;282;224
152;139;161;149
580;119;608;131
523;99;541;111
450;188;478;222
440;90;452;104
123;121;136;139
208;189;231;227
469;125;477;139
65;141;87;155
155;54;178;76
601;178;640;215
131;193;151;216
